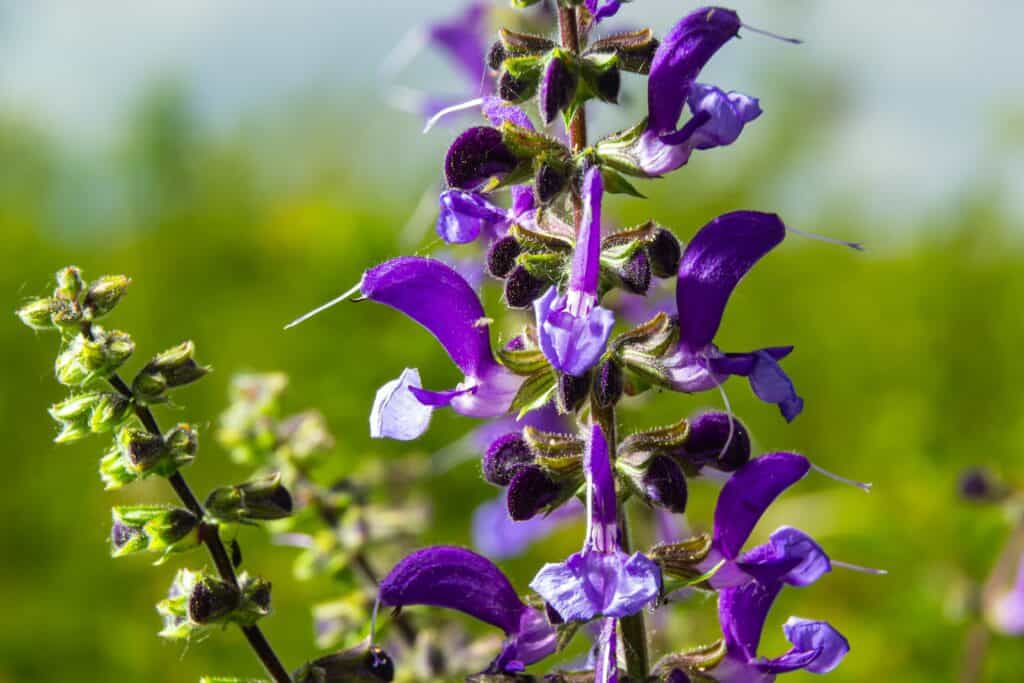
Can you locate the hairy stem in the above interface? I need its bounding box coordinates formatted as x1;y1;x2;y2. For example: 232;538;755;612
560;4;650;678
91;328;292;683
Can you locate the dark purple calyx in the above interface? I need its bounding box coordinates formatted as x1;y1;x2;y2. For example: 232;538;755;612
445;127;518;190
643;455;688;514
648;227;682;278
592;359;623;409
619;249;652;294
539;56;577;125
483;433;535;486
680;411;751;472
487;236;522;279
557;371;590;414
507;465;560;520
504;266;547;309
534;163;567;205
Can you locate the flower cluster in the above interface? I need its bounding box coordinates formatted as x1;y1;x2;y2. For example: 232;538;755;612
291;3;880;683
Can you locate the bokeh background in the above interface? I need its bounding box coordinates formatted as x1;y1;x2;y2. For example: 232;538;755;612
2;1;1023;681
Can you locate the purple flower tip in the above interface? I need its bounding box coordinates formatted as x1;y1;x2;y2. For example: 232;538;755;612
737;526;832;588
682;411;751;472
507;465;560;521
445;126;517;190
483;433;534;486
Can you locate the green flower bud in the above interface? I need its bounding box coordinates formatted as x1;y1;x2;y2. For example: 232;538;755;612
49;392;131;443
16;297;60;331
234;573;273;625
157;569;271;640
89;393;132;433
111;505;200;562
100;425;195;489
55;328;135;387
54;266;85;301
82;274;131;319
134;341;210;403
205;473;293;524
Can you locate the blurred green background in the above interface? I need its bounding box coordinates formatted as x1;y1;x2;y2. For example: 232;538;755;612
3;2;1024;682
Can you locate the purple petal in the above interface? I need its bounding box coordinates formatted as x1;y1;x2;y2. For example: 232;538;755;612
494;608;559;672
362;257;496;378
587;424;618;552
586;0;622;23
737;526;831;587
427;2;489;88
510;184;536;217
676;211;786;353
713;453;811;559
379;545;527;634
472;492;582;560
482;96;536;132
595;617;619;683
571;166;604;295
445;126;518;190
535;287;616;377
758;618;850;674
539;56;576;125
437;190;511;244
708;348;804;422
989;552;1024;635
684;83;762;150
718;580;782;662
369;368;433;441
647;7;741;135
530;549;661;622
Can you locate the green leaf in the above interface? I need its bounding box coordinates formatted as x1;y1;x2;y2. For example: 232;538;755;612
600;168;646;198
510;369;557;419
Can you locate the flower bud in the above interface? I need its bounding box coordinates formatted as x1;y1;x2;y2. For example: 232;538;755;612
642;455;688;513
483;433;534;485
134;341;210;402
486;236;522;279
618;249;652;294
236;573;273;624
958;467;1009;503
556;371;589;414
593;64;621;103
158;569;238;640
539;55;577;125
89;392;132;433
507;465;560;520
294;645;395;683
534;163;567;206
680;412;750;472
189;576;242;624
592;359;623;409
82;274;131;319
504;266;547;309
54;266;85;301
100;425;195;490
49;392;131;442
55;329;134;386
648;228;682;278
487;41;508;71
16;297;60;331
445;126;519;191
499;70;535;103
205;473;294;523
110;505;200;561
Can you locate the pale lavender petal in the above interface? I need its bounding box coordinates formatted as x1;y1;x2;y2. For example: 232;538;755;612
713;453;811;559
683;83;762;150
530;550;661;622
708;347;803;422
571;166;604;295
595;617;619;683
370;368;432;441
676;211;787;353
497;608;559;671
737;526;831;588
757;618;849;674
437;190;511;244
535;287;616;377
587;423;618;551
989;552;1024;635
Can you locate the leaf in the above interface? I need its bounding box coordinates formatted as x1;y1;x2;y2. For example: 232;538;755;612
510;369;557;419
600;169;646;198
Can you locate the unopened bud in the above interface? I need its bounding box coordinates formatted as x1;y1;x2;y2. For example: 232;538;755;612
593;359;623;409
49;392;131;442
158;569;237;640
294;644;395;683
499;70;535;103
483;433;534;485
539;55;577;125
487;41;508;71
534;163;567;205
189;576;241;624
681;412;750;472
648;228;682;278
504;266;547;309
556;371;589;414
507;465;560;520
235;573;273;624
100;425;194;489
643;455;688;514
205;473;294;523
55;328;134;386
82;274;130;319
54;266;85;301
134;341;210;402
619;249;652;294
110;505;200;561
487;236;522;279
16;297;60;331
594;64;621;103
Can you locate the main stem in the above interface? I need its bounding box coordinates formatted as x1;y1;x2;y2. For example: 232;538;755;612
557;6;650;679
99;356;291;682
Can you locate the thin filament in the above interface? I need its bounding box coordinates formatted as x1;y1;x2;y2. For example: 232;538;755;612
811;462;872;492
741;22;803;44
423;97;484;134
832;559;889;575
788;226;865;251
284;280;362;330
714;380;736;464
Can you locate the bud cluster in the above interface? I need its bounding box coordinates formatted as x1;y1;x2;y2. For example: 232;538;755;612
158;568;272;640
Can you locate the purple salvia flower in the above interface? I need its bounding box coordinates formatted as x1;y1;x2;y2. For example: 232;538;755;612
472;491;583;560
379;545;557;673
630;7;761;176
586;0;623;23
530;424;661;622
534;167;616;376
713;581;849;682
662;211;804;421
363;257;524;440
436;185;536;244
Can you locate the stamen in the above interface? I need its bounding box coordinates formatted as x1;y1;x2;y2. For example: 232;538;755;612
423;97;484;134
832;560;889;576
811;462;872;492
714;380;736;465
284;280;363;329
368;595;381;648
788;226;865;251
740;22;803;44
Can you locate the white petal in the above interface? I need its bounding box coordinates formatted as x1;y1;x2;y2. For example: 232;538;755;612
370;368;432;440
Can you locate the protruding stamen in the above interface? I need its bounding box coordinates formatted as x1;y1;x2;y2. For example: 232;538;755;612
788;226;865;251
715;380;737;465
284;280;363;329
832;560;889;576
423;97;484;134
369;595;381;648
740;22;804;44
811;462;872;492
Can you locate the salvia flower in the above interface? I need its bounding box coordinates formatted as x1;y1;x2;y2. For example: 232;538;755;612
533;167;616;376
711;580;849;682
362;257;525;440
438;185;536;244
379;545;557;673
661;211;804;421
531;424;661;622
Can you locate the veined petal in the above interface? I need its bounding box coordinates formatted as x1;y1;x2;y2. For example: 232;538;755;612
595;617;619;683
684;83;762;150
571;166;604;295
756;618;850;674
437;190;511;244
713;453;811;560
530;549;661;622
379;545;527;634
647;7;741;135
718;580;782;663
708;347;804;422
535;287;616;377
362;256;498;378
483;96;536;132
370;368;433;441
587;423;618;551
737;526;831;588
676;211;786;353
